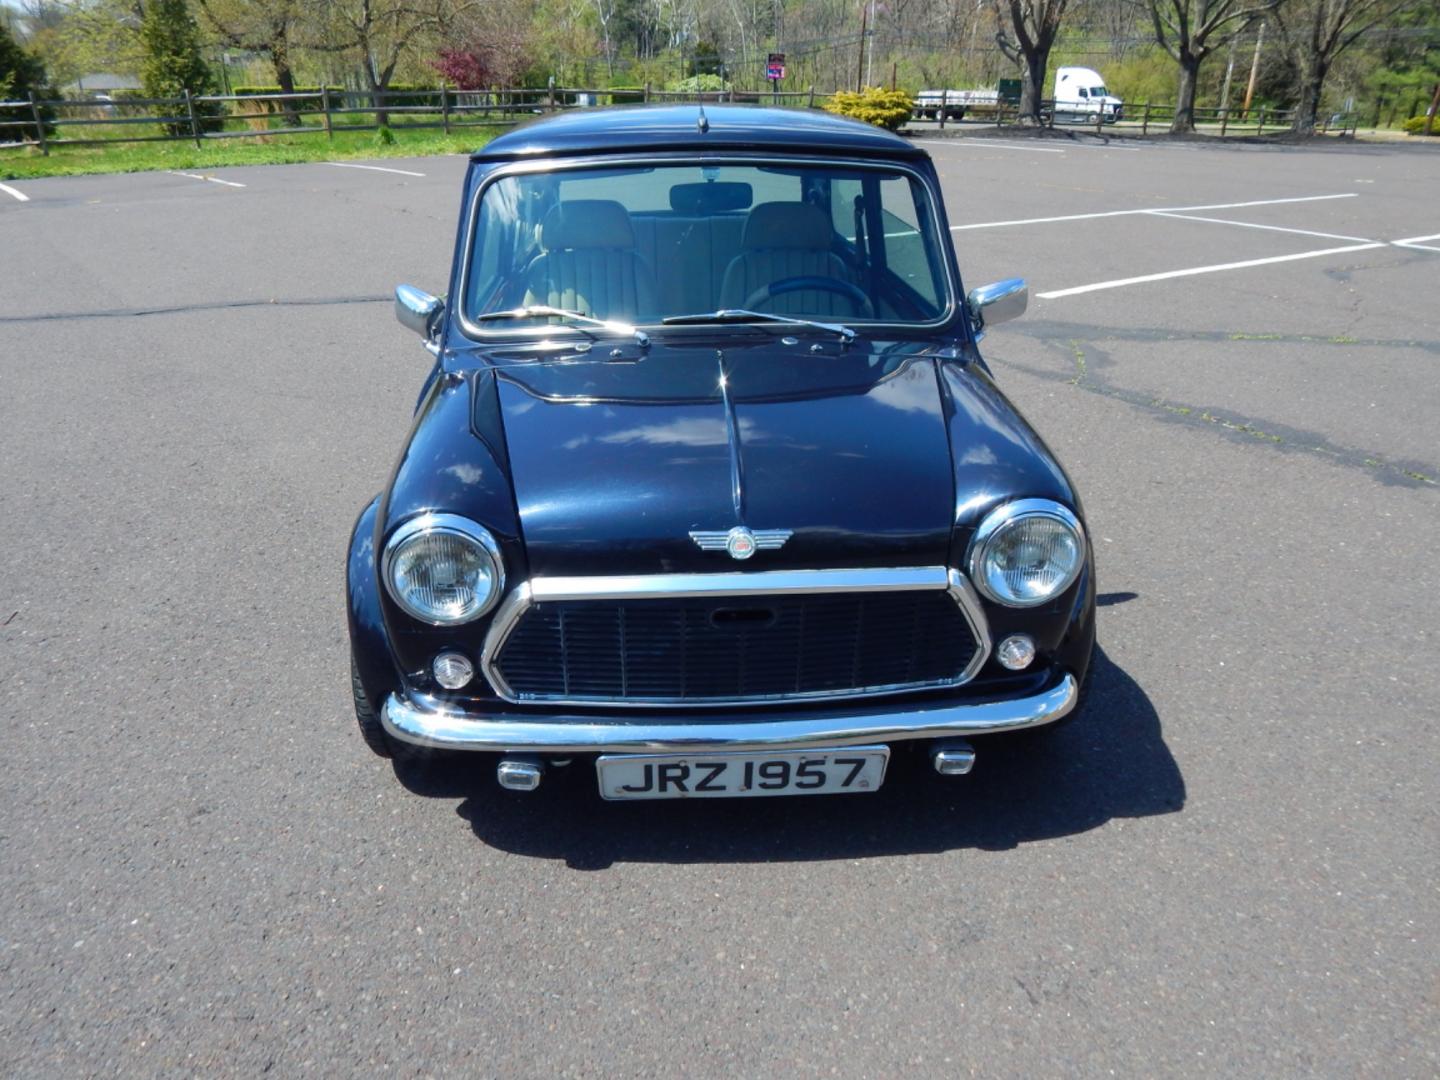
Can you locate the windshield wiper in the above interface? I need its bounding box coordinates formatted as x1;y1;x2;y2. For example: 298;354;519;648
476;305;649;346
661;308;855;344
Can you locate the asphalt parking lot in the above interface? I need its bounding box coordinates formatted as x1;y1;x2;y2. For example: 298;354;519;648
2;130;1437;1075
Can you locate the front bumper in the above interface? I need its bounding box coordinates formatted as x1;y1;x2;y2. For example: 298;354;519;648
381;671;1078;754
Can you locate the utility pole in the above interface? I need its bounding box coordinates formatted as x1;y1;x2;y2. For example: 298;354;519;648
864;0;876;88
1220;37;1237;113
857;3;869;91
1241;21;1265;117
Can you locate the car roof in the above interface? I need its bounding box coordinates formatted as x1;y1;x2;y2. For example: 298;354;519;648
472;104;928;162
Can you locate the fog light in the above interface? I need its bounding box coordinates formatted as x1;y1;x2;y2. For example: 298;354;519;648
997;634;1036;671
431;651;474;689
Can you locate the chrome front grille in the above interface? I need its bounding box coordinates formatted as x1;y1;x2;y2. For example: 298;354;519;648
481;568;990;707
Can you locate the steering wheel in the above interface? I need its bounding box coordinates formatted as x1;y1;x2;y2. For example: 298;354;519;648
742;276;875;319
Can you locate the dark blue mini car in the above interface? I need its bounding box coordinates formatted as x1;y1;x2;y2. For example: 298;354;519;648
347;105;1095;800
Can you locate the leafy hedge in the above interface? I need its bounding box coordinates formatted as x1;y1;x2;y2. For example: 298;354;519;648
232;84;440;109
232;86;340;114
666;74;730;94
824;87;913;131
1402;113;1438;135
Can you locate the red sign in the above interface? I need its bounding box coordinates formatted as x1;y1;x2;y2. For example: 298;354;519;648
767;53;785;81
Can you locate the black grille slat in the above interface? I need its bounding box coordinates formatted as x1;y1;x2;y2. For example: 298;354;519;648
495;590;979;703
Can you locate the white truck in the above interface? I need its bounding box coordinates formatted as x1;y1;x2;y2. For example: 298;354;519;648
915;69;1121;124
1052;67;1123;123
914;80;1019;121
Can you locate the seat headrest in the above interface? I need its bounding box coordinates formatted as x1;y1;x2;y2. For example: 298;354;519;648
541;200;635;250
669;182;753;215
741;202;833;249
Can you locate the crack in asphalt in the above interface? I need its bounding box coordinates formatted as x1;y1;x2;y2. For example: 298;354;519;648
0;295;390;324
1010;334;1438;490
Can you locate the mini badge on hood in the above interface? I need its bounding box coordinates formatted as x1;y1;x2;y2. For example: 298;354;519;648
689;526;792;560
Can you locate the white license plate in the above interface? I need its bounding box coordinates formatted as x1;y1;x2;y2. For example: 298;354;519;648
596;746;889;801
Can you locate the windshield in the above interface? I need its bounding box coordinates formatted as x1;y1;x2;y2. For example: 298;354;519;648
462;161;952;333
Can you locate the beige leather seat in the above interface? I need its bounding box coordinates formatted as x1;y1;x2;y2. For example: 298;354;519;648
523;200;657;321
718;202;863;317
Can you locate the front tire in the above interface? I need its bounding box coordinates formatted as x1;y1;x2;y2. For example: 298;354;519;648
351;655;420;762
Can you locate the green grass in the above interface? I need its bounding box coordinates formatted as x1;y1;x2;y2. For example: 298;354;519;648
0;123;508;181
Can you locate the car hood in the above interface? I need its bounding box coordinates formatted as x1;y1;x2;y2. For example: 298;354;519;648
484;339;967;576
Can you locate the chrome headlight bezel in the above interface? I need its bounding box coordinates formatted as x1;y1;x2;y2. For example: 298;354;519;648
966;499;1086;609
382;513;505;626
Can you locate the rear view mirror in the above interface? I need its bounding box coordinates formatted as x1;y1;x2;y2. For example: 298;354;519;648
395;284;444;340
966;278;1028;335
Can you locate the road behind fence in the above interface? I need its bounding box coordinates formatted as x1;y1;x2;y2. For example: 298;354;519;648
910;95;1359;137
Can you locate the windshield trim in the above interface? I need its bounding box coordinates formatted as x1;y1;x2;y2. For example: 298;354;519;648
454;152;960;343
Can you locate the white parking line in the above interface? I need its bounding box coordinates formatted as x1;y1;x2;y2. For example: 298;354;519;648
168;170;246;188
1148;210;1376;244
323;162;426;177
0;181;29;202
1036;243;1387;299
1392;232;1440;253
951;192;1358;231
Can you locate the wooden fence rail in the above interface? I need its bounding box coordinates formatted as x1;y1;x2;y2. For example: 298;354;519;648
909;97;1358;138
0;86;1360;154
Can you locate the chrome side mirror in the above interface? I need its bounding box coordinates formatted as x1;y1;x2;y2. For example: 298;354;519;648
395;284;444;340
966;278;1028;336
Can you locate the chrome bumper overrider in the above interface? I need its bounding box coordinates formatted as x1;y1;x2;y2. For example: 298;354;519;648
380;672;1078;753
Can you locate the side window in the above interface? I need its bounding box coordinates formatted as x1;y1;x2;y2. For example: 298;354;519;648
830;178;862;242
1078;88;1089;99
879;176;942;314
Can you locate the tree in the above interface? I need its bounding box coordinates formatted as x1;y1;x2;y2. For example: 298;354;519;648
140;0;219;134
1;16;56;139
593;0;618;77
429;0;535;88
430;31;533;89
1144;0;1284;133
29;0;146;92
1363;4;1440;125
1276;0;1426;131
1;16;48;101
199;0;304;125
992;0;1073;125
312;0;474;124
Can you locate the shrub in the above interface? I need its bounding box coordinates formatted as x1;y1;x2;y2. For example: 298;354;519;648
1402;113;1438;135
666;74;730;94
824;87;914;131
234;83;439;109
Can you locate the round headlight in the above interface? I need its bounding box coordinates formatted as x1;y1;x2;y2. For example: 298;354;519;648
383;514;504;625
968;499;1085;608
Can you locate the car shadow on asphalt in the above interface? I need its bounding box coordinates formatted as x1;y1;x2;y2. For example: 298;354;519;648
393;647;1184;869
